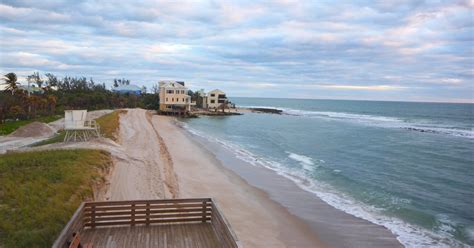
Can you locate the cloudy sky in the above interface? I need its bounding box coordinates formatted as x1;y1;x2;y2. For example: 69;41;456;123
0;0;473;102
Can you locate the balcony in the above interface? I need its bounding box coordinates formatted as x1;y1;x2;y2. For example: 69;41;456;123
53;198;241;248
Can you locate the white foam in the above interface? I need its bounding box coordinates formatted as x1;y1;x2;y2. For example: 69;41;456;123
466;226;474;242
286;152;314;171
181;123;470;247
239;105;474;139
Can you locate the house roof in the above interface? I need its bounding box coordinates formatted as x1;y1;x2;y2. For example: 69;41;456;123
113;84;142;91
209;89;225;94
159;82;187;89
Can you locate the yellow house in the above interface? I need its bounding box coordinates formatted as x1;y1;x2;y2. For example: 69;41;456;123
207;89;227;109
158;81;192;114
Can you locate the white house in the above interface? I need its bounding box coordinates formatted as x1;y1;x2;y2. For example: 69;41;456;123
207;89;227;109
158;81;192;114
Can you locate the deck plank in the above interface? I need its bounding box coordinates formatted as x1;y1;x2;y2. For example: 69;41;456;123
81;223;220;248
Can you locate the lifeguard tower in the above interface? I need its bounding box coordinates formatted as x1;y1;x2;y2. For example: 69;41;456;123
64;110;100;142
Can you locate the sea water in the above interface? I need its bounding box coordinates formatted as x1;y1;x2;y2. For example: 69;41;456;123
180;98;474;247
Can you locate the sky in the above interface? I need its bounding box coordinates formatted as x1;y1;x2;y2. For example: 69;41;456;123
0;0;473;102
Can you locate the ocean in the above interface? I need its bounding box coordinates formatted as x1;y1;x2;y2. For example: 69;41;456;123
180;98;474;247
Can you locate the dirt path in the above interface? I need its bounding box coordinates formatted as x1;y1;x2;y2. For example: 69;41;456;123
104;109;179;200
18;109;178;200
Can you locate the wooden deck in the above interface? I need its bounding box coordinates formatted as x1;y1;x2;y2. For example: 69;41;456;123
81;223;220;247
53;198;241;248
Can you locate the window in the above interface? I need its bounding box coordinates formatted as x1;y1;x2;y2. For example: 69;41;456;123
172;98;174;102
210;100;215;103
181;90;185;94
182;98;185;102
167;90;174;94
166;98;168;102
210;94;215;97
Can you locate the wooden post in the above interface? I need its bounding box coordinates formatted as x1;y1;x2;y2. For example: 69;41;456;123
202;200;207;223
91;205;96;229
146;203;150;226
131;203;136;226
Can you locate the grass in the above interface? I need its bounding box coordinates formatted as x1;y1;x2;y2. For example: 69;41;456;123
30;110;125;147
30;131;67;147
0;149;112;248
0;115;62;136
95;110;126;141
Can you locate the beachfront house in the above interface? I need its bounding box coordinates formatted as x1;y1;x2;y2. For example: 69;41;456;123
158;81;192;114
112;84;142;95
207;89;228;109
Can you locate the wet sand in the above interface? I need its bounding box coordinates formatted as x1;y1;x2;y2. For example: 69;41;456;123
190;132;404;248
20;108;402;247
152;113;325;247
159;114;403;248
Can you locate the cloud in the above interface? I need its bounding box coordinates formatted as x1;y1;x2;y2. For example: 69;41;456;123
0;4;70;23
319;85;405;91
0;0;472;102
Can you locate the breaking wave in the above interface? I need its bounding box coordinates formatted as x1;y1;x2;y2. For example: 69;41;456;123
240;105;473;139
181;123;469;248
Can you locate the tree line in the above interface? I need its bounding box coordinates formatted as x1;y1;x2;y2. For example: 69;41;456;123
0;72;160;123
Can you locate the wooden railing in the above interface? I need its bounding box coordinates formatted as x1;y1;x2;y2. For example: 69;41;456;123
84;198;213;227
52;202;86;248
53;198;241;248
211;200;242;248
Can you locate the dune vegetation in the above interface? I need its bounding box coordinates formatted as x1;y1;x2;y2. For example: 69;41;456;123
30;131;66;147
0;149;112;247
96;109;127;141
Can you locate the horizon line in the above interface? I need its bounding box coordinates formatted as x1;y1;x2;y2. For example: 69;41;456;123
229;96;474;104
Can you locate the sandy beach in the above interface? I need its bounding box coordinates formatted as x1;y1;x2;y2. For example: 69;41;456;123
17;108;403;247
23;109;322;247
108;109;325;247
151;113;325;247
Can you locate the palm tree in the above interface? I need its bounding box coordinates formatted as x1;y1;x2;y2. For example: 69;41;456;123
3;73;18;95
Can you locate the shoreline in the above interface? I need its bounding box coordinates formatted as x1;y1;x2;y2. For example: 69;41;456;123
14;109;403;247
167;116;403;248
152;114;325;247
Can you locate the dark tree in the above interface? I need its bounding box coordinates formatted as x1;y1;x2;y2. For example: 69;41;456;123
27;72;44;88
3;72;18;95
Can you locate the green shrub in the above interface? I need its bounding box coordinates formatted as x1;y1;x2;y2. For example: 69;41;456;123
0;149;112;247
